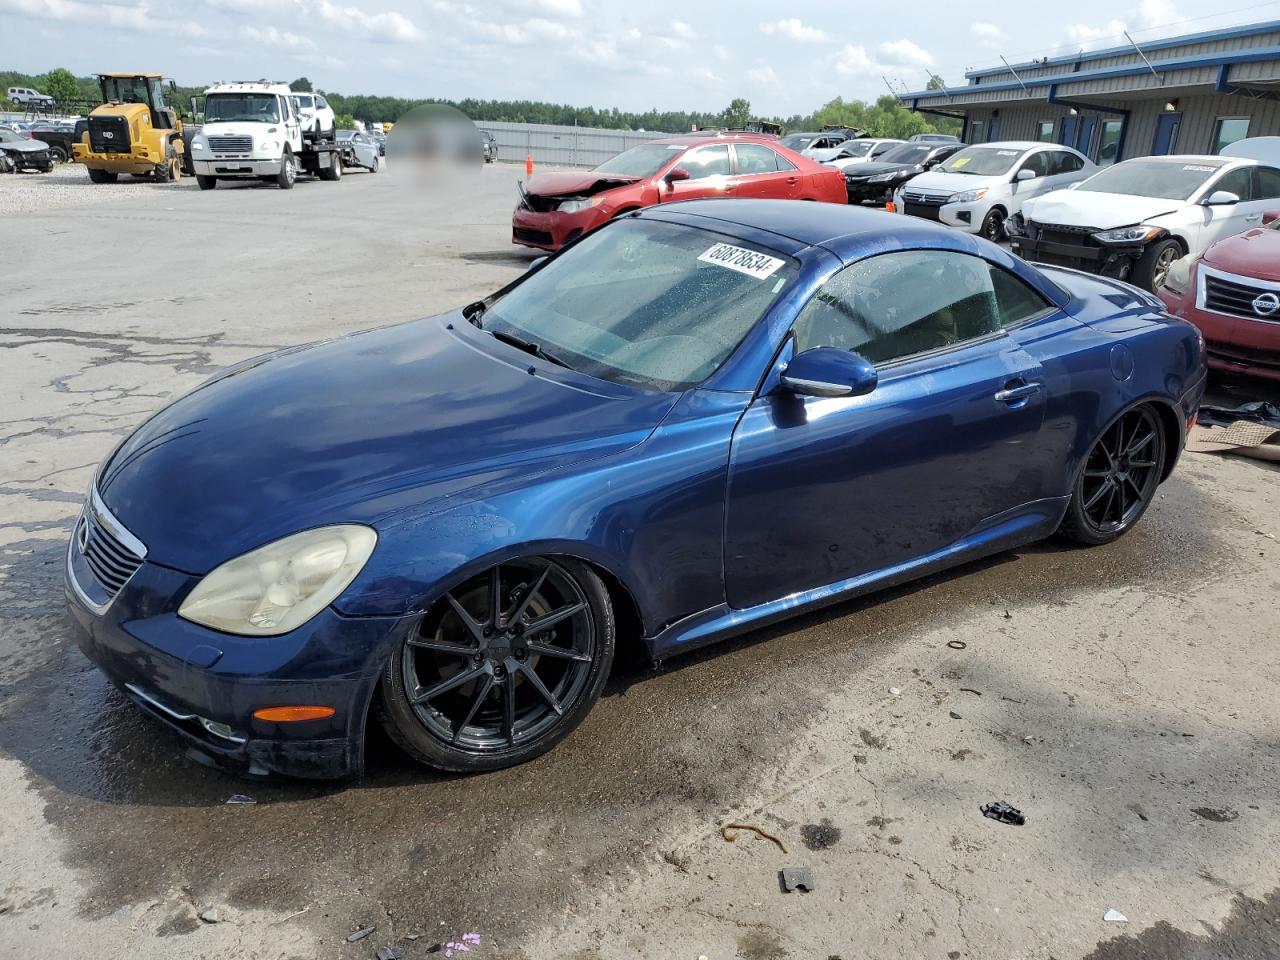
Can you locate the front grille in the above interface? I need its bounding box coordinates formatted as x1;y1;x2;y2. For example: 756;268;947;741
521;194;560;213
1203;274;1280;322
207;135;253;156
513;226;554;246
1205;338;1280;371
88;116;130;154
77;507;143;598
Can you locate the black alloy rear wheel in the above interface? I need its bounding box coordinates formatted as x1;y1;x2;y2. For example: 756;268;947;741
1059;405;1166;545
378;557;614;772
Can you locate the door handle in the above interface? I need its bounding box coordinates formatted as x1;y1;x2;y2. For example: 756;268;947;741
787;176;798;185
1245;213;1262;222
994;381;1043;403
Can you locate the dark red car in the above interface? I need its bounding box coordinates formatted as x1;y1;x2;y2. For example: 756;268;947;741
1158;210;1280;381
512;134;847;251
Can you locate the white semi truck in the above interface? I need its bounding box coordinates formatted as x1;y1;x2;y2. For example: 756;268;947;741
188;81;343;190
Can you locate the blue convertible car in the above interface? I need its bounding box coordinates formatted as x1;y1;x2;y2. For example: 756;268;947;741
67;200;1206;778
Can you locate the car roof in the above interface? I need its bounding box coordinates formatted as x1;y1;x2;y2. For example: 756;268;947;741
99;72;163;79
647;133;780;148
962;141;1060;152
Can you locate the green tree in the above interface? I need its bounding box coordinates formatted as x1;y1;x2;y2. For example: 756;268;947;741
333;112;355;130
41;67;79;104
720;97;751;128
290;77;313;92
926;73;946;91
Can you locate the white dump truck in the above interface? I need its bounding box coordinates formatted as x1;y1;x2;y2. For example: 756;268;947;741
188;80;342;190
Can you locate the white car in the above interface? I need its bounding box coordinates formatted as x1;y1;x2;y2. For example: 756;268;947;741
337;130;380;172
1010;137;1280;291
7;86;54;108
292;92;336;140
893;141;1096;241
819;139;907;169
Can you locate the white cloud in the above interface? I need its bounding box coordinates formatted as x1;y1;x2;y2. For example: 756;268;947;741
759;18;828;43
877;38;933;68
241;23;317;49
1066;17;1126;47
832;44;877;77
314;0;421;42
712;43;729;61
1137;0;1181;28
970;22;1007;49
0;0;150;29
1064;0;1184;51
510;0;582;16
669;18;695;39
747;64;779;85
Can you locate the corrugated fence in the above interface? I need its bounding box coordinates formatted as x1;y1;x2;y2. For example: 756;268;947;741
480;121;678;167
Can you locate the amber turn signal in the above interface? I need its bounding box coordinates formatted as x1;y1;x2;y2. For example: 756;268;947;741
252;706;336;722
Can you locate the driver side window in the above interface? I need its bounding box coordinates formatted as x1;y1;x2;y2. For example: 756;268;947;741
792;251;1050;365
681;145;731;180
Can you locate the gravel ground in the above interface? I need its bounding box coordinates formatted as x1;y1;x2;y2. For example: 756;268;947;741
0;161;192;216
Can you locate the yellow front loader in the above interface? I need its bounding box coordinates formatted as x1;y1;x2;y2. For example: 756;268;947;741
73;73;184;183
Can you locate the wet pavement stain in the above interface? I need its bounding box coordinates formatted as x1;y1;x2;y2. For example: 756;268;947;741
1084;886;1280;959
1191;807;1241;823
799;820;841;851
0;468;1240;944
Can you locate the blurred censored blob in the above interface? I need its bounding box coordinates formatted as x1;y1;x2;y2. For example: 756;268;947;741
387;103;487;193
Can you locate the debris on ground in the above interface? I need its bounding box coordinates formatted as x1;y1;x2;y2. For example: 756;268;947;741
376;946;404;960
225;794;256;805
981;801;1027;826
443;932;481;957
198;907;221;923
722;822;788;854
800;821;842;851
780;865;816;893
947;640;967;650
889;686;902;696
960;688;982;696
949;711;963;720
1104;908;1129;923
347;926;376;943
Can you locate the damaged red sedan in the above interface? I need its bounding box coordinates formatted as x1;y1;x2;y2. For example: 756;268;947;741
512;134;846;251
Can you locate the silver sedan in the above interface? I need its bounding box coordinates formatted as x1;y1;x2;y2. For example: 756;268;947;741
337;130;381;172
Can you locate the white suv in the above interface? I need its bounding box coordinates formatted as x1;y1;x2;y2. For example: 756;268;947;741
7;86;54;108
893;141;1096;241
292;93;336;140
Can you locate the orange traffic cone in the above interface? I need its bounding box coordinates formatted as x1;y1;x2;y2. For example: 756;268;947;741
885;200;896;213
525;154;534;175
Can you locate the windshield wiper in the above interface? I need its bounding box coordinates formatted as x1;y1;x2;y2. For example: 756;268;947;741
464;301;486;328
489;329;569;368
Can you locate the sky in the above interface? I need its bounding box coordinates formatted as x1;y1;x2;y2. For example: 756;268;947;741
2;0;1278;116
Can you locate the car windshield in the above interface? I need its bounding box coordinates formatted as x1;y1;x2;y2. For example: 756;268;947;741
486;219;797;392
297;96;314;108
938;146;1026;176
878;144;932;165
779;135;815;150
0;130;19;143
205;93;281;123
1075;159;1225;200
840;141;875;157
593;144;680;178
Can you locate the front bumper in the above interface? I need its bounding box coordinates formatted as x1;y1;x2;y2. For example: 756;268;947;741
895;192;982;232
4;148;52;172
847;180;894;204
1010;223;1144;279
72;146;156;174
511;203;603;251
1159;286;1280;382
193;157;283;177
66;541;407;779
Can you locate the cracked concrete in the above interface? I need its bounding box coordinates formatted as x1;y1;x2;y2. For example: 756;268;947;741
2;162;1280;960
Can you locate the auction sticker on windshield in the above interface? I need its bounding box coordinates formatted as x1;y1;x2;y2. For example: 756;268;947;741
698;243;785;279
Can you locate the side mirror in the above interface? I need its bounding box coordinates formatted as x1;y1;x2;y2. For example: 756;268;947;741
1263;210;1280;226
664;166;691;184
1204;190;1240;206
1016;168;1037;181
780;347;878;399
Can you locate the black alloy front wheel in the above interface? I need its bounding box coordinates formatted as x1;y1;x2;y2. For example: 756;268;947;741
378;557;615;772
1059;405;1166;545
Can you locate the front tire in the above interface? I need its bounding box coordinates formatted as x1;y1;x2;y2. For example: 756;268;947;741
1058;405;1166;545
980;208;1006;242
196;174;217;190
87;167;117;184
276;150;296;189
1131;238;1182;291
377;557;615;772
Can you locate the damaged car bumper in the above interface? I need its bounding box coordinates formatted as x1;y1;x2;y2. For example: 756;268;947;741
1009;218;1146;279
65;517;405;779
511;203;604;251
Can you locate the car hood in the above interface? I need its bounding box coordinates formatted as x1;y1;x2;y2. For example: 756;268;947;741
0;139;48;153
1203;227;1280;281
902;170;1006;194
846;161;917;180
1023;190;1182;230
523;170;638;198
806;147;847;162
98;315;677;574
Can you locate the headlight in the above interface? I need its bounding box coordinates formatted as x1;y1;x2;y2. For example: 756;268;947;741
192;138;205;151
1161;255;1193;297
950;188;988;204
557;197;602;213
178;525;377;636
866;173;896;183
1093;225;1164;244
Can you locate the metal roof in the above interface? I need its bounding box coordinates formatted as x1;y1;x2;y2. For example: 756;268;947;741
98;72;164;78
963;18;1280;79
901;45;1280;101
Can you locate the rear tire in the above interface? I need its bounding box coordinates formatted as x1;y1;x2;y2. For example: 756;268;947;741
51;145;69;163
196;174;217;190
87;168;117;184
370;155;380;173
318;150;342;181
1131;238;1182;292
377;557;615;772
276;150;296;190
1058;404;1166;546
156;143;181;183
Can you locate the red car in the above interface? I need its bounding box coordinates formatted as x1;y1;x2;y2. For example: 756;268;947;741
512;134;846;251
1158;210;1280;381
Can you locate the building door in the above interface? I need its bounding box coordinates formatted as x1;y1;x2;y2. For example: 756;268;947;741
988;116;1002;141
1152;113;1181;155
1059;116;1079;147
1074;115;1098;157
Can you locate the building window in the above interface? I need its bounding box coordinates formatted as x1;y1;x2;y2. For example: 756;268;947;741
969;119;986;144
1097;119;1124;166
1037;121;1054;142
1213;117;1250;154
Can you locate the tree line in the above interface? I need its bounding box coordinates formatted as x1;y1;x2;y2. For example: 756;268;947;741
1;67;958;138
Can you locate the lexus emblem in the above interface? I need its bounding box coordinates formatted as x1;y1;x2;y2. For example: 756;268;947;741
1252;292;1280;317
103;131;114;139
76;517;88;554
